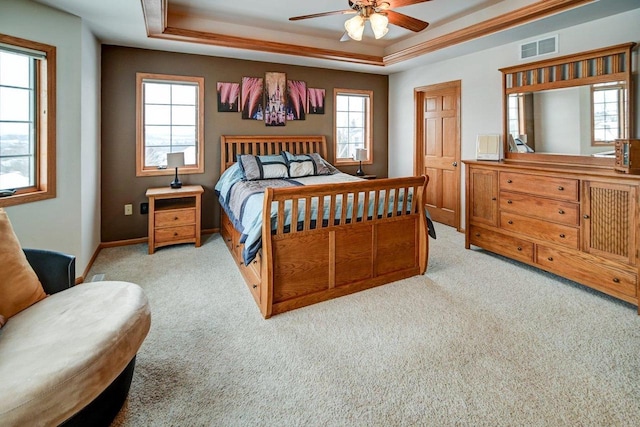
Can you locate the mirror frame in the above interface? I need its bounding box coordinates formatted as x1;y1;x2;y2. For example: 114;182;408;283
500;42;636;167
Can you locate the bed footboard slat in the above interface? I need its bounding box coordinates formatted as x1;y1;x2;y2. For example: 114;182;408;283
304;196;312;231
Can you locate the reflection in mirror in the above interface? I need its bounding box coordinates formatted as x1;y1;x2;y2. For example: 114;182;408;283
507;82;628;157
501;43;635;164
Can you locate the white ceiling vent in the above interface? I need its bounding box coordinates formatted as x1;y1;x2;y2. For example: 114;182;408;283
520;35;558;60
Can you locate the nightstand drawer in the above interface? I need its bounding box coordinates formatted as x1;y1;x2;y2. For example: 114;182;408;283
155;225;196;243
155;209;195;227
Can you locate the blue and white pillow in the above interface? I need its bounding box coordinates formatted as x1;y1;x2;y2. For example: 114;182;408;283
238;154;289;180
283;151;331;178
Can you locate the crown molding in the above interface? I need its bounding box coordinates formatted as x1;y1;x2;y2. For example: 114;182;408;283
140;0;596;67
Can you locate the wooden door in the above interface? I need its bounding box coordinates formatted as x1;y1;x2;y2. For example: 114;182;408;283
415;81;461;229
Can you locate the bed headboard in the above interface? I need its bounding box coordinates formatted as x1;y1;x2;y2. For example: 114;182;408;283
220;135;327;173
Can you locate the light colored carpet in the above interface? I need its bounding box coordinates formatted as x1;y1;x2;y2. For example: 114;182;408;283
89;225;640;426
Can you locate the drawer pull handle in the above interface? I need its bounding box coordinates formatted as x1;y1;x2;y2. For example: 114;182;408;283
506;179;513;183
507;200;512;204
559;234;565;238
174;216;179;220
547;257;553;261
252;284;258;289
558;209;564;214
508;220;513;225
517;246;522;251
491;197;497;201
613;278;620;283
475;233;480;237
557;186;564;191
226;238;231;242
583;214;590;219
173;232;178;236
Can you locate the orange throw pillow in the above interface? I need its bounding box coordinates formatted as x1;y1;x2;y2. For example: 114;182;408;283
0;208;47;326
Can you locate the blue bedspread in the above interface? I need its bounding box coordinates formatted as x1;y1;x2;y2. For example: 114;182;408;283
215;164;418;264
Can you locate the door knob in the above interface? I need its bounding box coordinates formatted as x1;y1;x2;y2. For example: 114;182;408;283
452;162;458;167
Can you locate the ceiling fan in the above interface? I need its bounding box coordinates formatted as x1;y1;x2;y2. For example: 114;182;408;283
289;0;431;41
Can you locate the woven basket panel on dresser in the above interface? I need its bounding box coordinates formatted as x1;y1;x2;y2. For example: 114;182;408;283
590;187;629;258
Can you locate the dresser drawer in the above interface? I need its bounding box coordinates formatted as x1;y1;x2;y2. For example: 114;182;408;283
500;172;578;201
500;191;579;226
155;209;196;227
536;245;637;298
469;225;534;263
500;212;579;249
155;225;196;243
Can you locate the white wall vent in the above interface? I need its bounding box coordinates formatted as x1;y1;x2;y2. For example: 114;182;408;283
520;35;558;60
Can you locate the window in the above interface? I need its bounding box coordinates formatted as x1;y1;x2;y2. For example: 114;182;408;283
507;93;523;138
136;73;204;176
592;83;625;145
0;34;56;207
334;88;373;165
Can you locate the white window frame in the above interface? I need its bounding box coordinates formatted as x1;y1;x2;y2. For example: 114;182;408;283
136;73;204;177
333;88;373;166
0;34;56;207
591;83;625;146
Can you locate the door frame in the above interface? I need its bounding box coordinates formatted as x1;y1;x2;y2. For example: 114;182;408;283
414;80;462;231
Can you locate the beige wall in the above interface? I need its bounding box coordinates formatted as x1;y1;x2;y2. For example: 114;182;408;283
101;46;389;242
2;0;101;278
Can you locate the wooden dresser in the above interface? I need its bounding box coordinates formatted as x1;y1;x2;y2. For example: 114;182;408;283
464;160;639;313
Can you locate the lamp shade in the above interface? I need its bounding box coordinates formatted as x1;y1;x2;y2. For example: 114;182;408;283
166;152;185;168
355;148;368;161
369;13;389;39
344;15;365;41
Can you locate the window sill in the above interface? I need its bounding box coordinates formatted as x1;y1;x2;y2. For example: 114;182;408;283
0;189;56;208
334;160;373;166
136;166;204;177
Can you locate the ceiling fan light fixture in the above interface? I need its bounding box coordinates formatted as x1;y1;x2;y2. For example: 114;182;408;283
344;14;365;41
369;13;389;39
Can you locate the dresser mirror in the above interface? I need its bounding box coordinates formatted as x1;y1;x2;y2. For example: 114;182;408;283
501;43;635;166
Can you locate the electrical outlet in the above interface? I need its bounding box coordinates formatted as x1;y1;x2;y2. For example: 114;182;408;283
124;204;133;215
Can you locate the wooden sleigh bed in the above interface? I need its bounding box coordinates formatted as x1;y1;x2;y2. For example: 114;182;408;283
218;135;430;318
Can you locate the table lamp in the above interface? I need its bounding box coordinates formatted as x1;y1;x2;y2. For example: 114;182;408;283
166;152;185;189
355;148;367;176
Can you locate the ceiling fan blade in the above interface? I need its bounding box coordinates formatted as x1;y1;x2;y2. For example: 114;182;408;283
386;0;431;9
289;10;356;21
386;10;429;32
339;32;351;42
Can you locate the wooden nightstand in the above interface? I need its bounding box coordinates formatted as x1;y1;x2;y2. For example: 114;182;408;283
145;185;204;254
